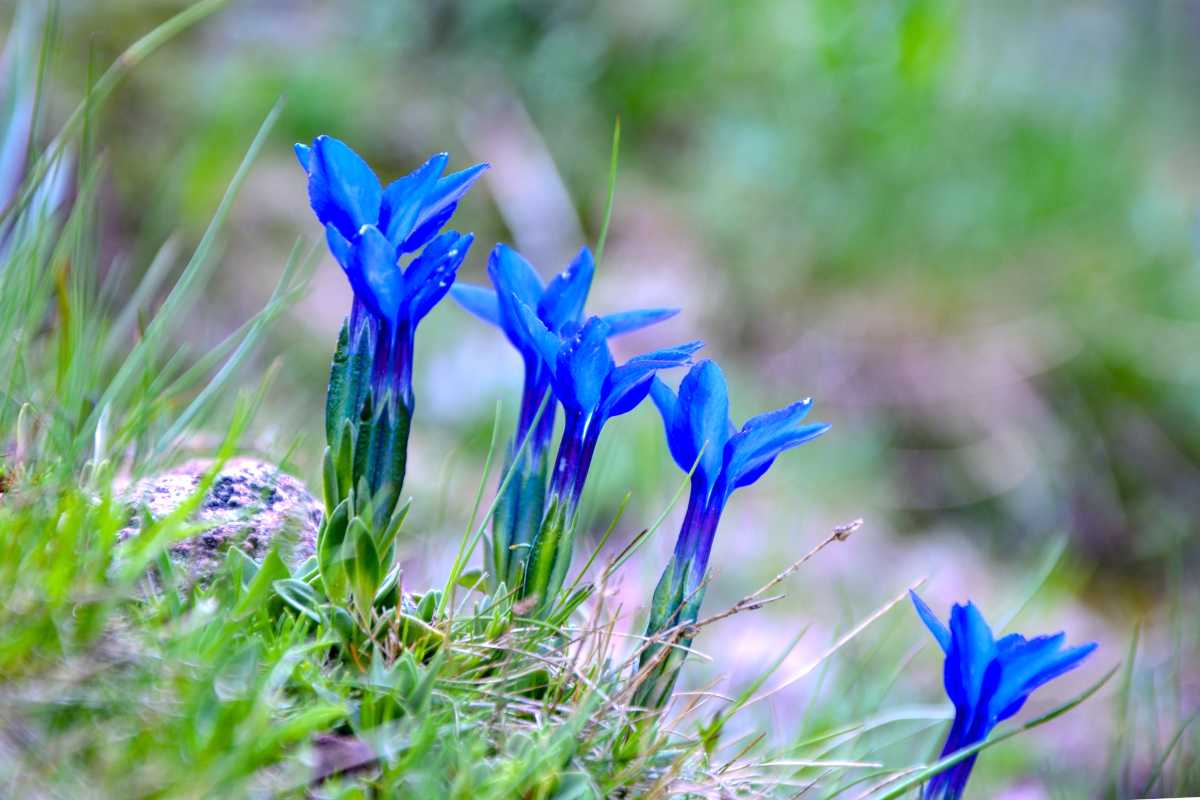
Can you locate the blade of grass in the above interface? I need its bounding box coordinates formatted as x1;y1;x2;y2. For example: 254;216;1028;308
84;96;284;452
562;491;630;599
747;580;924;708
438;399;503;617
1;0;232;227
1140;709;1199;798
438;392;553;617
593;115;620;267
152;235;313;458
1105;622;1140;797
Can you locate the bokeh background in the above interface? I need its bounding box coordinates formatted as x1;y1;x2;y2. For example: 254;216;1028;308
13;0;1200;795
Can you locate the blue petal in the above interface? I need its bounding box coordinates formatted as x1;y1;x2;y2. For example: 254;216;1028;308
992;636;1097;722
625;340;705;367
396;161;488;253
742;397;814;433
307;136;382;241
944;602;996;714
450;283;501;327
910;591;952;654
402;228;458;288
603;366;658;418
557;317;614;415
0;66;32;212
408;163;487;244
679;361;731;496
429;161;488;204
401;201;458;254
326;223;379;317
294;142;311;170
348;224;401;322
602;307;680;336
719;396;827;495
324;223;353;271
378;152;448;247
489;244;546;315
491;244;551;358
538;247;595;333
650;378;692;473
405;231;474;322
728;423;830;490
601;365;658;419
600;342;697;421
511;298;564;374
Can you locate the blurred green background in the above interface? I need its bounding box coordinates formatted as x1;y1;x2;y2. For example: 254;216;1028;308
10;0;1200;794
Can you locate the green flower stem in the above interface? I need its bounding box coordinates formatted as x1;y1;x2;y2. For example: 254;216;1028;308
521;498;575;613
317;320;414;609
490;448;549;591
633;557;705;710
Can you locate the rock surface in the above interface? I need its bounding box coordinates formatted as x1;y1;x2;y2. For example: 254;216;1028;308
121;457;321;582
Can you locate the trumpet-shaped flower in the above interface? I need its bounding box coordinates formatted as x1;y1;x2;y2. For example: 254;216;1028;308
296;135;484;413
910;591;1098;800
452;244;677;459
297;136;483;527
516;308;701;514
650;360;829;584
451;244;677;586
296;135;486;259
634;360;827;708
511;306;699;607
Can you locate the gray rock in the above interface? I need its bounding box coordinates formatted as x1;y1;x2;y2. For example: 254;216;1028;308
121;457;321;583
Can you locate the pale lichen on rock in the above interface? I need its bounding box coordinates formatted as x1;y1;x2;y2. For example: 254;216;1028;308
121;457;320;582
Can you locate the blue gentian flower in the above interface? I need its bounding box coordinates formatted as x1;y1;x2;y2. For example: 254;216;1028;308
451;243;677;587
452;243;677;460
297;136;484;527
511;305;700;607
295;135;485;411
515;308;702;516
910;591;1098;800
651;359;829;586
634;359;827;708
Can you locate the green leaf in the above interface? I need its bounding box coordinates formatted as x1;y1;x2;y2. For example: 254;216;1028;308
415;591;439;623
293;557;319;585
347;516;380;617
223;543;258;588
329;606;357;644
594;115;621;267
406;647;445;714
336;417;354;501
273;578;325;624
373;562;402;608
382;396;411;501
344;324;373;427
321;445;338;516
324;319;350;445
454;569;487;593
646;558;683;633
523;501;573;614
522;499;566;611
317;497;351;604
232;549;289;621
376;497;411;566
352;392;374;496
